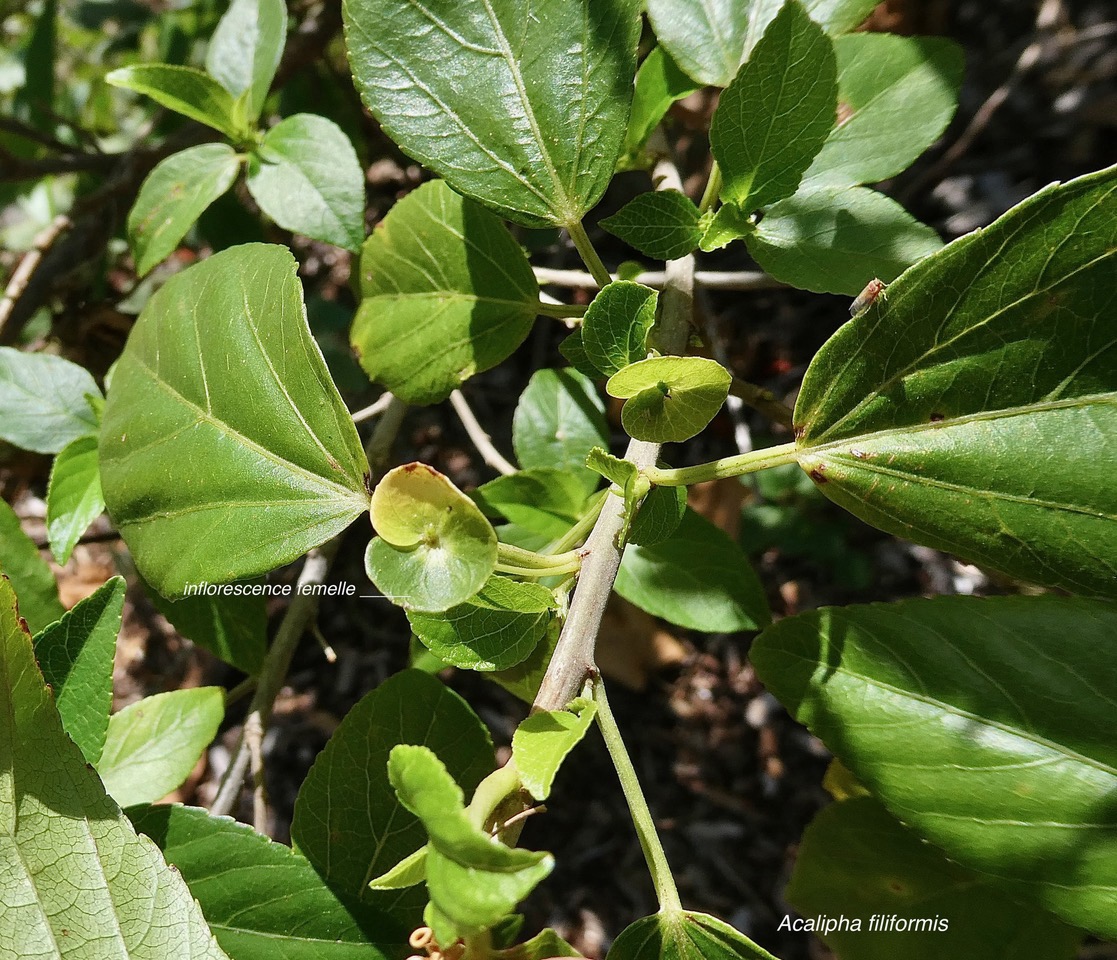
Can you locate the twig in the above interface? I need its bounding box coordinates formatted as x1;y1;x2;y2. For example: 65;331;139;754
730;377;795;429
245;710;268;832
0;215;71;334
532;157;696;713
210;397;408;821
449;389;517;476
533;266;780;292
351;392;395;423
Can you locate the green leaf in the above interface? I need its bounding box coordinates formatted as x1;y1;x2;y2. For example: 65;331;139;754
802;34;964;189
746;186;943;295
558;329;602;380
494;928;582;960
751;595;1117;938
352;180;539;404
0;577;228;960
129;804;403;960
787;797;1083;960
601;193;702;261
616;509;770;631
606;356;731;443
247;114;365;252
490;619;560;704
291;669;494;920
368;844;428;891
0;498;64;635
128;144;241;277
45;434;104;564
607;910;778;960
647;0;877;87
107;64;245;139
97;687;225;807
794;165;1117;597
473;469;588;539
343;0;641;227
512;696;596;801
149;584;268;676
408;575;554;671
388;744;553;941
710;1;837;211
697;203;755;252
366;463;498;612
206;0;287;120
581;281;659;377
100;243;370;598
629;482;686;547
32;576;123;767
625;47;701;156
0;346;100;454
513;369;609;494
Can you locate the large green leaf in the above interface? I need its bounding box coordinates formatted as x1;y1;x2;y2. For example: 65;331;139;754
32;576;124;767
0;498;64;635
100;243;370;598
0;576;228;959
97;687;225;807
129;804;402;960
787;797;1082;960
107;64;246;139
794;165;1117;597
290;670;494;921
0;346;100;454
129;144;241;277
46;434;105;564
709;1;837;213
745;186;942;295
247;114;365;252
607;910;777;960
615;509;769;632
646;0;877;87
342;0;641;227
206;0;287;120
150;585;268;676
473;468;587;539
352;180;539;404
751;595;1117;938
802;34;964;189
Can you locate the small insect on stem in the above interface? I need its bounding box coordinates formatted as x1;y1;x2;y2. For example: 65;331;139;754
850;278;886;317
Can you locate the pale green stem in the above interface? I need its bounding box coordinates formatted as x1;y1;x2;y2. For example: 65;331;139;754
567;220;612;288
497;542;583;573
463;930;492;960
698;160;723;215
537;299;586;320
543;489;608;555
593;677;682;912
645;440;801;487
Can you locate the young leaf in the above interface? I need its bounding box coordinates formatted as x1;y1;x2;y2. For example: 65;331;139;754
129;803;404;960
100;244;371;598
97;687;225;807
710;1;837;212
787;798;1083;960
45;434;104;564
601;192;702;261
408;575;555;671
206;0;287;120
628;482;686;547
490;619;561;704
512;696;597;801
607;910;778;960
473;468;588;539
697;203;755;252
581;281;659;377
352;180;539;404
746;186;942;295
32;576;124;767
558;328;602;380
647;0;878;87
0;577;228;960
366;463;498;612
388;744;553;942
0;498;64;635
0;346;100;454
802;34;964;189
794;165;1117;597
616;509;770;632
367;844;428;891
606;356;731;443
513;369;609;494
752;595;1117;939
128;143;241;277
342;0;641;227
292;670;494;921
625;47;701;156
106;64;245;139
246;114;365;252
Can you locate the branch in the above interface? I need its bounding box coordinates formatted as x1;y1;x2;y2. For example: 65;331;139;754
450;389;517;476
533;266;780;292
